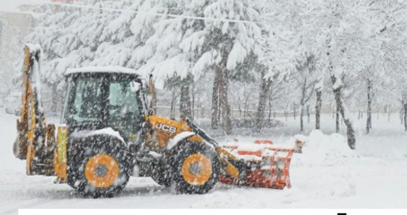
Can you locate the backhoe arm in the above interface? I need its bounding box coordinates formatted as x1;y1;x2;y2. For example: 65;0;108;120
13;44;56;176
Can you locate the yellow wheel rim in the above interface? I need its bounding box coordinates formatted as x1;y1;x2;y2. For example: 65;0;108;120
85;154;119;188
181;154;212;186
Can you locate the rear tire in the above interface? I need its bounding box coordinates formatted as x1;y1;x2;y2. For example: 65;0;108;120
170;141;220;194
68;135;132;198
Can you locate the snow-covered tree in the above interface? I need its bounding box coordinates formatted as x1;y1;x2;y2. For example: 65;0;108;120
199;0;262;134
292;53;317;132
139;0;263;133
20;0;407;139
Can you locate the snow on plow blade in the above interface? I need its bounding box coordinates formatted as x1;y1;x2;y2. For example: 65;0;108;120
219;140;296;189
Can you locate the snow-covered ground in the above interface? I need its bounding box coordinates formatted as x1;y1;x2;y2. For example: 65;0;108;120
0;110;406;214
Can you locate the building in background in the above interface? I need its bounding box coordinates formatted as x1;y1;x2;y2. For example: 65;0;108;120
0;3;40;102
0;4;38;58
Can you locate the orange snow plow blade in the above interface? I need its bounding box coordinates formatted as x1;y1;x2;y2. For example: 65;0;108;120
219;140;297;189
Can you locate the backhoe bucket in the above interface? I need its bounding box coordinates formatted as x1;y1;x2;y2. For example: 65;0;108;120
219;140;296;189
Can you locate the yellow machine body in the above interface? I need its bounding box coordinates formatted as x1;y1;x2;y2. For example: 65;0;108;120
145;115;201;148
13;45;294;197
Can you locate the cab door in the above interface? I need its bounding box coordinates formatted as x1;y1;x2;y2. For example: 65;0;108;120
107;78;144;143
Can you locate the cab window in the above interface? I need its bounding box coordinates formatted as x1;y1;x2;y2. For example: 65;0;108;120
108;80;142;142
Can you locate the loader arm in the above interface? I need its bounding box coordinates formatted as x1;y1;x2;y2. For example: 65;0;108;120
185;118;243;180
13;45;56;176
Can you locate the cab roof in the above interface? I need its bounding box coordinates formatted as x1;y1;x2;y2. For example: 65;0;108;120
65;66;146;78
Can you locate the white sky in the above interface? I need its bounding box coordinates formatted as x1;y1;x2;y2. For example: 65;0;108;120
0;0;46;13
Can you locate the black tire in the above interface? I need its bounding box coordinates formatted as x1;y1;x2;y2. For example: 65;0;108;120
170;141;220;194
151;160;172;187
67;135;132;198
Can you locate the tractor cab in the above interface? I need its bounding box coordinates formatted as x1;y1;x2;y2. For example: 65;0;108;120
62;67;149;143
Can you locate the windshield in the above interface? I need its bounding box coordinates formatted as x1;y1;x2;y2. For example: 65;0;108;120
62;76;103;125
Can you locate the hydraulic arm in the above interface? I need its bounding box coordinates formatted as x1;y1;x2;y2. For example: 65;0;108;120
13;44;56;176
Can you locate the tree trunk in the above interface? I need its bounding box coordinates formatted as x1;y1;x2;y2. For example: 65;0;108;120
180;81;192;119
244;98;249;118
238;95;242;119
243;87;250;118
404;103;407;131
170;87;176;119
268;95;272;121
332;75;356;150
211;68;221;129
219;65;232;134
336;102;340;133
366;79;372;134
217;87;222;123
315;89;322;129
51;83;58;113
254;70;272;133
299;80;306;132
284;111;288;121
300;105;304;132
191;81;195;120
150;77;157;114
307;105;310;124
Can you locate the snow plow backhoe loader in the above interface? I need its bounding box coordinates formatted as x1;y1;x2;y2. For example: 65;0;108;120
13;44;298;198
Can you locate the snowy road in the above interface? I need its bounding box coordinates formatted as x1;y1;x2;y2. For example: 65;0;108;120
1;111;407;214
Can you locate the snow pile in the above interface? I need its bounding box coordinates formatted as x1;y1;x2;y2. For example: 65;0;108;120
289;130;359;200
302;130;354;156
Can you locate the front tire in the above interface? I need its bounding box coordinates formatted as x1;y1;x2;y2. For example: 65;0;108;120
68;135;132;198
170;142;220;194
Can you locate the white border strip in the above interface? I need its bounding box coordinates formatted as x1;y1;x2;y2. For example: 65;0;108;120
19;209;407;215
